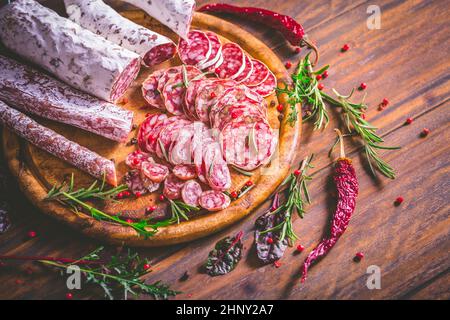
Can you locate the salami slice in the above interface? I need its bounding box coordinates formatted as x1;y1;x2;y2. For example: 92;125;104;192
155;117;192;160
212;103;265;131
141;161;169;183
243;59;270;87
162;66;203;115
0;56;133;142
137;113;168;153
0;101;117;186
144;113;170;154
198;32;222;70
215;43;245;80
64;0;176;67
124;170;159;195
179;30;212;66
142;70;165;109
125;150;154;170
169;124;195;165
194;79;236;123
198;190;231;212
252;71;277;97
0;0;141;102
208;50;224;73
203;143;232;191
163;174;185;200
122;0;195;40
184;79;205;119
234;54;254;83
173;164;197;180
181;180;202;206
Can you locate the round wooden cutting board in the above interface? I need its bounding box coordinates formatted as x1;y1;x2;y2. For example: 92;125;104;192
2;11;300;246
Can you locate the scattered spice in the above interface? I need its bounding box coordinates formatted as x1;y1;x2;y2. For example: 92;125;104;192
230;191;238;199
135;191;141;198
66;292;73;300
127;138;138;146
285;61;292;69
296;244;305;252
294;47;301;54
405;117;413;125
27;230;37;238
210;91;216;98
315;74;322;81
301;130;359;282
341;44;350;52
354;252;364;262
159;194;165;201
204;231;244;276
146;205;157;214
394;197;404;206
270;100;276;107
131;124;138;130
245;180;253;187
273;260;282;268
198;3;319;65
276;104;284;112
15;279;24;285
322;70;329;78
143;263;151;270
421;128;430;137
359;82;367;90
318;83;324;91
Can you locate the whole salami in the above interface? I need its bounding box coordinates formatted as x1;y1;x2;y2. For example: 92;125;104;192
64;0;176;67
0;0;141;102
0;101;117;186
122;0;195;39
0;56;134;143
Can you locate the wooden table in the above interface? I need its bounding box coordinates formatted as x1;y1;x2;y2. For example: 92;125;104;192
0;0;448;300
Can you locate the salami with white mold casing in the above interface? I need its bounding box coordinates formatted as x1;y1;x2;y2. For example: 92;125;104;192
64;0;176;67
0;56;134;143
0;0;141;102
122;0;195;39
0;101;118;186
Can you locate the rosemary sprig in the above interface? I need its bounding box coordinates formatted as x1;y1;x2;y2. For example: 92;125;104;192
277;53;329;129
323;89;400;179
45;174;196;238
39;247;180;300
260;155;314;243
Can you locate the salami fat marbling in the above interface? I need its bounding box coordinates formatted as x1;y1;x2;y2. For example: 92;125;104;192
0;56;134;142
64;0;176;67
0;101;117;186
0;0;141;102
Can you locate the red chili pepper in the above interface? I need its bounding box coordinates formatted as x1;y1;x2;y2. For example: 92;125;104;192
198;3;319;65
301;129;358;283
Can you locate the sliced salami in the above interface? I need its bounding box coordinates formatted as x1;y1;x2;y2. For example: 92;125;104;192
169;124;195;165
184;79;205;119
64;0;176;67
208;50;224;73
203;143;232;191
234;54;254;83
0;0;141;102
137;113;168;153
162;66;203;115
173;164;197;180
243;59;270;87
122;0;195;40
212;103;265;131
0;56;133;142
194;79;236;123
141;161;169;183
252;71;277;97
178;30;211;66
0;101;117;186
181;180;202;206
142;70;165;109
163;174;185;200
125;150;154;170
215;43;245;79
124;170;159;195
155;117;192;160
198;32;222;70
198;190;231;212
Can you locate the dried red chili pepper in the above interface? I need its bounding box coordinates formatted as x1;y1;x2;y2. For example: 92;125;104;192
301;129;359;282
198;3;319;65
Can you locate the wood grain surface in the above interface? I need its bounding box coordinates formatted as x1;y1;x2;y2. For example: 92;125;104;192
0;0;449;300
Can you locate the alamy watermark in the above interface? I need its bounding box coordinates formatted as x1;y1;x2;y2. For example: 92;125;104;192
366;265;381;290
367;5;381;30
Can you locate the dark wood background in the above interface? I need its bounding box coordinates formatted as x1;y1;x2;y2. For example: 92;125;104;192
0;0;448;300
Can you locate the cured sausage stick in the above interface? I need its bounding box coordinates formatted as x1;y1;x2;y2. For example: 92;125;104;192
0;101;118;186
0;56;133;143
0;0;141;102
122;0;195;40
64;0;176;67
